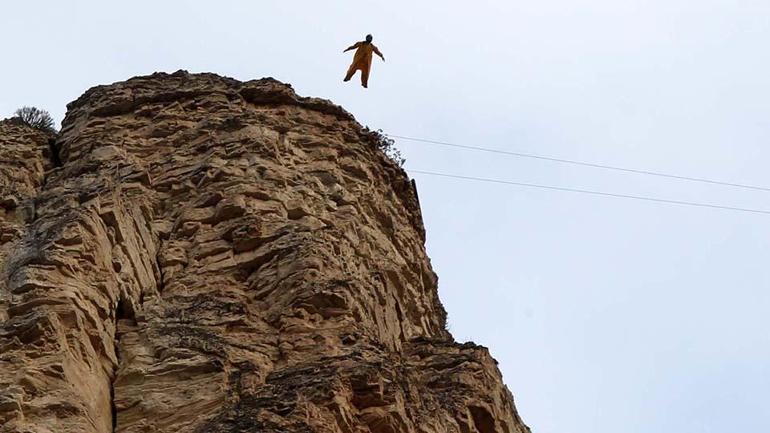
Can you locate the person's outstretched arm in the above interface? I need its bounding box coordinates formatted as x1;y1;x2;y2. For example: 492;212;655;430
374;46;385;61
343;42;360;53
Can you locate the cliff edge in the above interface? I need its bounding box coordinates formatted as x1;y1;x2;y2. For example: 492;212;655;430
0;71;529;433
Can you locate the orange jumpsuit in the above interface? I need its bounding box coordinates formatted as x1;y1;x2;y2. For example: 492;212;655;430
344;41;384;87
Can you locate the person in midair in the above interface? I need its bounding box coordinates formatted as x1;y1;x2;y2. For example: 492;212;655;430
343;34;385;88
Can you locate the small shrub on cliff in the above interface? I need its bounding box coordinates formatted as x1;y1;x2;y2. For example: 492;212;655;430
367;128;405;167
13;106;57;134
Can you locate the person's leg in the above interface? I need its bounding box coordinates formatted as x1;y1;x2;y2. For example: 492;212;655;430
361;67;370;88
344;65;356;82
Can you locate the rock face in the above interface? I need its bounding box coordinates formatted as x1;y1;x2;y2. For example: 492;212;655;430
0;72;529;433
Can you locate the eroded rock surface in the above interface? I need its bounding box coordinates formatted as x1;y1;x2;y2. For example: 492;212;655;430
0;71;529;433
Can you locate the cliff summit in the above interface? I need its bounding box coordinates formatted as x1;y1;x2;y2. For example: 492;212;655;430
0;71;529;433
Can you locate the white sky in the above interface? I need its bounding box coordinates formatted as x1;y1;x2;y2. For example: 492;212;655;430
3;1;770;432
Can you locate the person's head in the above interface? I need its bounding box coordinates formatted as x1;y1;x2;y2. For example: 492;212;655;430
365;34;373;43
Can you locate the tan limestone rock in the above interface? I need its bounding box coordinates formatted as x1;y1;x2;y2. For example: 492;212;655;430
0;71;529;433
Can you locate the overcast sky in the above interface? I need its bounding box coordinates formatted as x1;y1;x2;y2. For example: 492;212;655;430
3;1;770;432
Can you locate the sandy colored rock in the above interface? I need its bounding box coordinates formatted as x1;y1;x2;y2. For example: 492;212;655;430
0;71;529;433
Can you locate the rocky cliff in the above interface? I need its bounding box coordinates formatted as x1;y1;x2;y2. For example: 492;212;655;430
0;71;529;433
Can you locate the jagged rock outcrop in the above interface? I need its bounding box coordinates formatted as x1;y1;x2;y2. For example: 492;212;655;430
0;71;529;433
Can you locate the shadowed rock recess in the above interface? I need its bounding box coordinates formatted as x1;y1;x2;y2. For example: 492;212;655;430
0;71;530;433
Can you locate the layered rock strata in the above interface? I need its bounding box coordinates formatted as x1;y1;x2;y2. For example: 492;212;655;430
0;71;529;433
